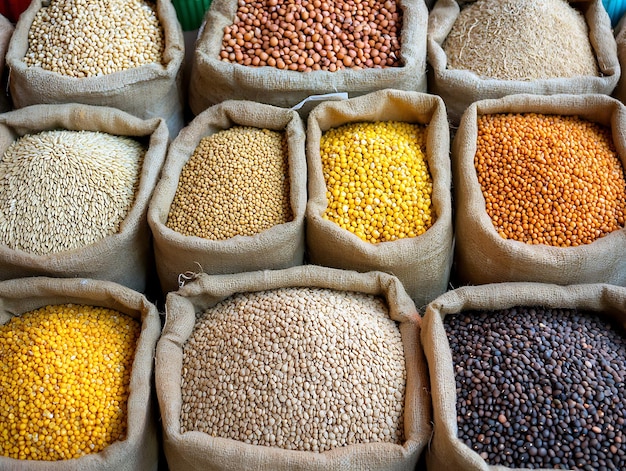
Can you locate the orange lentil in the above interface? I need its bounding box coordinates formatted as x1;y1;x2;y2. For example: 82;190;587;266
475;113;626;247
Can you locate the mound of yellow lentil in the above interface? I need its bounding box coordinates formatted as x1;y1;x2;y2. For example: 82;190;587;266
166;126;292;240
475;113;626;247
0;304;140;461
320;121;434;243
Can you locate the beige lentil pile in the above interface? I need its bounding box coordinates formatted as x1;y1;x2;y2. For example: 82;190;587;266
0;304;140;460
181;287;406;452
443;0;599;80
166;126;292;240
220;0;402;71
475;113;626;247
0;130;145;255
24;0;164;77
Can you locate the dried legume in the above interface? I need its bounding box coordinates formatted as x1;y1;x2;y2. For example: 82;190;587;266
475;113;626;247
220;0;402;71
181;287;406;452
445;306;626;469
24;0;164;77
320;121;434;243
0;130;145;255
166;126;292;240
443;0;598;80
0;304;140;460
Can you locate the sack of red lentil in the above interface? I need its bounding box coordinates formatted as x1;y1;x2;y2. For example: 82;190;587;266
0;103;169;293
148;99;307;294
5;0;185;136
422;282;626;471
188;0;428;117
453;93;626;286
0;276;161;470
428;0;620;124
306;88;453;309
156;265;430;471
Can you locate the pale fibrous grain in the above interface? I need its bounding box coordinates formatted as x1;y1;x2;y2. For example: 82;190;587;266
0;130;145;255
181;287;406;452
443;0;599;80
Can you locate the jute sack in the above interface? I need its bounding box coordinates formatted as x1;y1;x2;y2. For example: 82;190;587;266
0;276;162;471
0;104;169;293
453;93;626;286
188;0;427;117
428;0;620;125
148;100;307;294
0;14;13;113
421;282;626;471
5;0;185;136
306;89;453;309
156;265;431;471
613;14;626;104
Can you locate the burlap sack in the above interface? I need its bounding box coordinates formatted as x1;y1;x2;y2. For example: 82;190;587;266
421;282;626;471
148;100;307;294
453;93;626;286
156;265;430;471
306;89;453;309
0;14;13;113
613;14;626;104
5;0;185;136
188;0;427;117
0;276;162;471
428;0;620;125
0;104;169;293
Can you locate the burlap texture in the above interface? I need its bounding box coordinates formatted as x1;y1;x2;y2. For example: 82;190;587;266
427;0;620;125
156;265;431;471
421;282;626;471
0;14;13;113
306;89;454;309
148;100;307;294
0;276;162;471
453;93;626;286
5;0;185;136
188;0;427;117
612;14;626;104
0;104;169;293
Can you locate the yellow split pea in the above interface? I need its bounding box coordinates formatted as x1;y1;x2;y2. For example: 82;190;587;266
0;304;140;461
320;121;435;243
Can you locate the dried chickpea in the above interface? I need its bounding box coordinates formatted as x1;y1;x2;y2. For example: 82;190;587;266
0;304;140;461
320;121;435;243
475;113;626;247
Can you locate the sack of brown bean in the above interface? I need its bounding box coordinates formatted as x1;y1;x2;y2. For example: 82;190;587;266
0;14;13;113
422;282;626;470
428;0;620;124
0;103;169;293
453;93;626;286
148;99;307;294
5;0;185;136
188;0;427;117
306;88;453;309
0;276;162;470
156;265;430;471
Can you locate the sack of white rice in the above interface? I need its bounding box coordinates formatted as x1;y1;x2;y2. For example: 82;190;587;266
0;276;161;471
188;0;427;117
148;99;307;294
6;0;185;136
428;0;620;124
453;93;626;286
306;89;453;309
156;265;431;471
422;282;626;470
0;103;169;293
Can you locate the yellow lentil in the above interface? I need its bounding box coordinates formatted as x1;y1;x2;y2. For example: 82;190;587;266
475;113;626;247
320;121;435;243
0;304;140;461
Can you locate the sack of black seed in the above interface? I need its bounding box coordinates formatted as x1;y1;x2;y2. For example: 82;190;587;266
188;0;428;117
421;282;626;471
156;265;431;471
427;0;620;124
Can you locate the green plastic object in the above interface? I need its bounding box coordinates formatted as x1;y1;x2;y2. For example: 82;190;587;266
172;0;211;31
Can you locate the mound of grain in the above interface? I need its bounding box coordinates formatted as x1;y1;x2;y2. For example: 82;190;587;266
443;0;599;80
